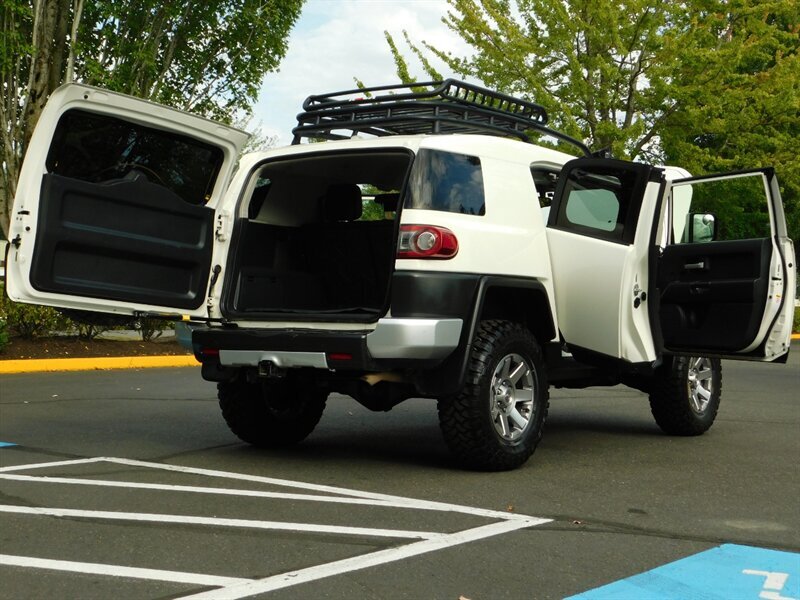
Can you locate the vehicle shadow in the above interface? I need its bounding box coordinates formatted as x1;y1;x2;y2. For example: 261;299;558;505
544;413;663;438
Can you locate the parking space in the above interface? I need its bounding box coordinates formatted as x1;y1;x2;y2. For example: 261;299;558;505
0;455;548;599
1;348;798;598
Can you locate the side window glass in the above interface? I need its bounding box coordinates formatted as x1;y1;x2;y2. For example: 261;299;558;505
671;173;771;244
405;149;485;216
554;168;638;241
564;188;620;231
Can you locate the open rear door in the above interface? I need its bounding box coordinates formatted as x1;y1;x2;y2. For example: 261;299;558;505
6;84;248;318
656;169;795;362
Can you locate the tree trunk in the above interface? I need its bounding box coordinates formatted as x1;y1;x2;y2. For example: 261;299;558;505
1;0;71;239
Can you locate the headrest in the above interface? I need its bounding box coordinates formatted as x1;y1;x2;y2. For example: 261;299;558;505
323;184;362;221
373;192;400;210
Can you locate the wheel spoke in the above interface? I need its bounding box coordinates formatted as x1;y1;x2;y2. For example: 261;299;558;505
500;356;512;379
696;369;713;381
515;385;535;404
497;415;510;437
508;361;528;385
509;408;527;430
697;385;712;401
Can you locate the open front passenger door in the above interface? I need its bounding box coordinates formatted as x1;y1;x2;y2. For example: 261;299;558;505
656;169;795;361
6;84;248;319
547;159;794;365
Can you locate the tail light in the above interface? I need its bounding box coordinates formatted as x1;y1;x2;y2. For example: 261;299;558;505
397;225;458;259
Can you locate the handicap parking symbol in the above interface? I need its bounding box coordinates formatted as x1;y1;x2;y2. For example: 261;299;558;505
568;543;799;599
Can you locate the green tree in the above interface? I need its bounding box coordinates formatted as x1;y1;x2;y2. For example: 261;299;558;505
659;2;799;241
388;0;684;160
0;0;303;238
388;0;799;241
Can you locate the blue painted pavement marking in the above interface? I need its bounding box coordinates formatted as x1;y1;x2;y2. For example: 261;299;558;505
568;544;799;600
0;442;18;448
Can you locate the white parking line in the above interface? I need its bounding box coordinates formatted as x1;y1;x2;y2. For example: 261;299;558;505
0;473;509;513
0;554;251;587
102;456;536;521
0;504;442;540
0;457;551;598
183;519;542;599
0;457;107;473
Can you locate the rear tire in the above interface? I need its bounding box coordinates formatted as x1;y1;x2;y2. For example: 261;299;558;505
649;356;721;435
218;377;327;447
438;320;549;471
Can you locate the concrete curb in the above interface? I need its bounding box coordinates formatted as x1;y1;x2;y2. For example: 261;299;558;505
0;355;198;375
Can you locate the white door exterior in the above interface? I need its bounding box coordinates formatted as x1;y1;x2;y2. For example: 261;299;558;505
547;159;793;364
6;83;248;319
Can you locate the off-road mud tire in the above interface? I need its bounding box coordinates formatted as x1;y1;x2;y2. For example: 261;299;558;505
649;356;722;436
438;320;549;471
218;377;327;447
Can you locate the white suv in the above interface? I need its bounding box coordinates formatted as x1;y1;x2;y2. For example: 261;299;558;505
6;81;795;470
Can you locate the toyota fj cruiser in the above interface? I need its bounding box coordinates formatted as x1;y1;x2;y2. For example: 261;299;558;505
6;80;795;470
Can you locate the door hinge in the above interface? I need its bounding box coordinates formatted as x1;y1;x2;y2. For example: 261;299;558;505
206;264;222;313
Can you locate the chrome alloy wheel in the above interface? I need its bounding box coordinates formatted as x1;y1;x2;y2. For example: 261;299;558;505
686;356;714;414
490;353;536;441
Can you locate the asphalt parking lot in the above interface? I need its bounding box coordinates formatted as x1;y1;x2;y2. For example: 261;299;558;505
1;346;798;599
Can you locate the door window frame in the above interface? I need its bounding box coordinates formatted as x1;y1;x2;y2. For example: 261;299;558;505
547;158;658;245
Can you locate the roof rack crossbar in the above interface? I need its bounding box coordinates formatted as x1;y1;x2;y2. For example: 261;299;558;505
292;79;590;156
293;114;532;143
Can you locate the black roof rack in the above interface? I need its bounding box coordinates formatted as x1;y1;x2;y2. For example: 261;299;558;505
291;79;591;156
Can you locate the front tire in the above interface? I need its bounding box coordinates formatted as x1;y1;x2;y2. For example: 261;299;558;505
218;376;327;447
649;356;722;435
438;320;549;471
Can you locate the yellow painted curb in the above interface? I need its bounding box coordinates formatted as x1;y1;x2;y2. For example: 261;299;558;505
1;335;798;374
0;355;199;374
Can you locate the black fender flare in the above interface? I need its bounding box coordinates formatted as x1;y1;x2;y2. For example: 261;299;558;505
414;276;555;396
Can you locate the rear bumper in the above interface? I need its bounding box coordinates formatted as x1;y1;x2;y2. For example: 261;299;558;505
190;318;463;374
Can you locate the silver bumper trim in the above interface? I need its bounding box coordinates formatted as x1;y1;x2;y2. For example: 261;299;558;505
366;318;463;360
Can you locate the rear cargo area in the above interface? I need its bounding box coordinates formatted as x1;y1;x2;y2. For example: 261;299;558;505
224;150;412;319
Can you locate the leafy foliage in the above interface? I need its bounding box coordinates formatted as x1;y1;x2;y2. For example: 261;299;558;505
69;321;112;340
0;313;9;352
0;0;303;237
681;175;772;241
658;1;800;243
387;0;799;242
0;296;66;339
135;317;173;342
387;0;683;159
75;0;302;123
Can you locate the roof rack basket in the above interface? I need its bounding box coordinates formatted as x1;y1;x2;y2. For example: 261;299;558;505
292;79;590;156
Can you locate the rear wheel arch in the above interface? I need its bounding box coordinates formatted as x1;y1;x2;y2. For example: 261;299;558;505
413;277;555;397
477;281;556;344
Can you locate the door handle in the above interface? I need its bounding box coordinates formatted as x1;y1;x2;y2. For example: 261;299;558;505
684;261;705;270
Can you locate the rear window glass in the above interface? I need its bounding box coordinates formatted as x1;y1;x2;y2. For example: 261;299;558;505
405;149;485;216
46;109;224;205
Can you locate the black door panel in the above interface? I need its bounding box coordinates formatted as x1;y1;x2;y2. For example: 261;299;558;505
657;238;771;351
30;173;214;310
